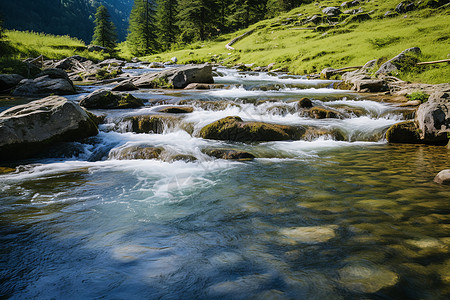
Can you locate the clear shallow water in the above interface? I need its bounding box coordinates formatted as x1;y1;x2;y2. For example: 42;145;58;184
1;67;449;299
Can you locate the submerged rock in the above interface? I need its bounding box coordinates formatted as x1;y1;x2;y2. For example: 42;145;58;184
296;97;313;108
385;121;421;144
109;145;162;160
79;89;144;109
133;64;214;89
279;225;338;243
338;264;399;293
0;96;98;160
199;116;305;142
305;107;342;119
434;169;450;185
202;149;255;160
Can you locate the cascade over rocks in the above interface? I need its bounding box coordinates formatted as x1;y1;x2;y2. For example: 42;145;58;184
199;116;305;142
124;115;180;134
0;96;98;160
133;64;214;89
12;68;76;96
109;145;162;160
79;89;144;109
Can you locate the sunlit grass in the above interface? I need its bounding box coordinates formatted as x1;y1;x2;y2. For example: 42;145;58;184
144;0;450;83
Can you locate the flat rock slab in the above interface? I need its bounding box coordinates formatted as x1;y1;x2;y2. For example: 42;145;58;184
279;225;338;243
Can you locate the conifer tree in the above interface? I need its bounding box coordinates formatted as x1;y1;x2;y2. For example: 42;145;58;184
92;5;117;49
229;0;267;30
127;0;157;56
155;0;179;50
177;0;216;43
0;14;4;41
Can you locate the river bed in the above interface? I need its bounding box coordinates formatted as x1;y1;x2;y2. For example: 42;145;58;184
0;66;449;299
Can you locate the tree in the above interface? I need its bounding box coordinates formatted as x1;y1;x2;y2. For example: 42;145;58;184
177;0;216;43
127;0;157;55
0;14;4;41
229;0;267;30
266;0;311;18
155;0;179;50
91;5;117;49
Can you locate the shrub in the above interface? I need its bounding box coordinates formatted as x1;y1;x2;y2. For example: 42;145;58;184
406;91;429;102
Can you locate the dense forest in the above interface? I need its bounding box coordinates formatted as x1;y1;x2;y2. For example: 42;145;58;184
0;0;133;42
0;0;313;50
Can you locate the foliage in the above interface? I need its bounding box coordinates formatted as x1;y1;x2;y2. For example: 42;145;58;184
155;0;179;50
176;0;216;42
92;5;117;49
127;0;158;56
406;91;429;103
0;0;133;43
95;67;122;80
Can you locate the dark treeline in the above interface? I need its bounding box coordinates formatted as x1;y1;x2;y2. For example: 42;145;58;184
128;0;314;55
0;0;133;43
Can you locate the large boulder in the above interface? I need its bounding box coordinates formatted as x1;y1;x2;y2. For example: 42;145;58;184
54;55;90;70
79;89;144;109
133;64;214;89
12;68;76;96
0;96;98;160
0;74;25;92
415;89;450;144
199;116;305;142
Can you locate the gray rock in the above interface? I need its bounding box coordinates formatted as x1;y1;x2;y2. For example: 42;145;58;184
354;79;388;93
54;55;90;70
79;89;144;109
341;0;360;8
109;145;162;160
171;57;178;63
98;58;126;67
322;7;342;16
0;96;98;160
395;1;415;13
202;148;255;160
375;47;421;76
12;68;76;97
133;64;214;89
415;90;450;144
434;169;450;185
148;62;165;68
111;80;138;91
88;45;109;52
0;74;25;92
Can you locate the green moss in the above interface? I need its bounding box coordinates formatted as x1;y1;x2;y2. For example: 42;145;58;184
385;121;421;144
0;167;15;174
407;91;430;103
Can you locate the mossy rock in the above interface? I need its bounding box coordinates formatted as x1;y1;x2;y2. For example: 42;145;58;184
202;148;255;160
199;116;305;142
333;81;353;90
385;121;421;144
307;107;341;119
167;154;197;162
79;89;144;109
125;115;179;134
304;127;346;141
297;98;313;109
109;146;162;160
157;106;194;114
343;13;371;24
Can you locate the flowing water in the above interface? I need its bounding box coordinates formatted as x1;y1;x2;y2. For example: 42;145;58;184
1;67;449;299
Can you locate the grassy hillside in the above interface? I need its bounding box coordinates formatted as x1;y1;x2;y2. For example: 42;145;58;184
144;0;450;83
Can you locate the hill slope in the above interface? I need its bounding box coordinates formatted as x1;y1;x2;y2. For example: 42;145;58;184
145;0;450;83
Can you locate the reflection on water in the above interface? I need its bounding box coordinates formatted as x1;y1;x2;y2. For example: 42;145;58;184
1;145;449;299
0;66;449;299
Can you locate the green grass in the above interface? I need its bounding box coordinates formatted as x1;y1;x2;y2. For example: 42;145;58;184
144;0;450;84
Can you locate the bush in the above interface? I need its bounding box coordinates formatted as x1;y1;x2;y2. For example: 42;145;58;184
406;91;429;102
419;0;449;8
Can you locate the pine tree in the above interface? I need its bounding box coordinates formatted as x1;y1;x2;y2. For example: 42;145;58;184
92;5;117;49
177;0;216;43
229;0;267;30
155;0;179;50
127;0;157;56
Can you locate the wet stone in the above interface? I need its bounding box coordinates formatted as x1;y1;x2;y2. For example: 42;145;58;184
279;225;338;244
338;264;399;293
